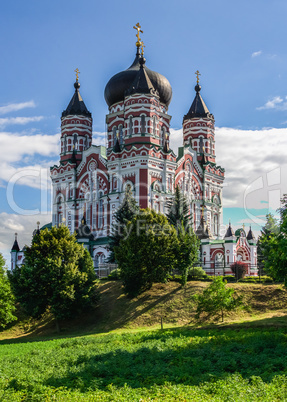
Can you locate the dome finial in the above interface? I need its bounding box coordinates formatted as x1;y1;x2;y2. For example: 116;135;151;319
140;41;145;56
75;68;80;82
133;23;143;48
74;68;80;90
195;70;201;85
194;70;201;93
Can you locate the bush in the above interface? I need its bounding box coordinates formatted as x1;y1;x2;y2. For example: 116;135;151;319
188;266;207;280
108;269;120;280
230;261;248;280
193;276;243;322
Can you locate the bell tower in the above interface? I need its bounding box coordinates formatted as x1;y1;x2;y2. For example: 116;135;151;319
60;71;92;166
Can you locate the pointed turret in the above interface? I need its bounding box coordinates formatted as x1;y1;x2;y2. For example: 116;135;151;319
183;84;214;121
195;208;213;240
11;233;20;252
58;73;93;165
225;223;235;238
247;226;255;241
62;81;91;118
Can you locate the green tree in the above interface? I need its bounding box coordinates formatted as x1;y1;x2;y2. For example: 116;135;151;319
258;199;287;281
257;213;279;272
115;209;178;297
9;226;98;330
0;254;16;328
193;277;242;322
174;224;199;285
166;185;191;229
108;186;139;263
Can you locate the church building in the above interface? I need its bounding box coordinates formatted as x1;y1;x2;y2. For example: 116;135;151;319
11;25;257;275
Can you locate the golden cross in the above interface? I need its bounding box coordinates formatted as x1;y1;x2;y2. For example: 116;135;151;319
195;70;201;84
75;68;80;82
133;23;143;47
141;41;145;56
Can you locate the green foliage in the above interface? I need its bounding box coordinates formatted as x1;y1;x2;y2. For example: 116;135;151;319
0;254;16;328
174;224;200;285
115;209;178;296
257;203;287;281
257;213;279;274
193;276;243;322
8;226;98;322
107;269;120;280
107;186;139;263
166;185;192;229
230;261;248;280
0;328;287;400
188;266;207;280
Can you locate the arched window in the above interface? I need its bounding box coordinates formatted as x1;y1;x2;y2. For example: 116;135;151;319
215;253;224;268
73;134;78;150
153;116;157;136
209;138;213;155
161;127;165;147
129;116;133;136
214;215;218;235
141;115;146;134
63;136;67;153
119;125;123;144
112;126;117;146
98;198;103;228
56;195;65;227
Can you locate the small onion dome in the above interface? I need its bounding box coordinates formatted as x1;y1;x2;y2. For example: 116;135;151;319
235;228;246;238
104;49;172;108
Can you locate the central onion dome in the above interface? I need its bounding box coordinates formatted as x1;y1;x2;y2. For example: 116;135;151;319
104;48;172;108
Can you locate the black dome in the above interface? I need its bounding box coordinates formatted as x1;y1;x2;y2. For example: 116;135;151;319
104;50;172;108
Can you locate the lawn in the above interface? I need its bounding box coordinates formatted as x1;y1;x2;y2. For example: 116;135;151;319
1;326;287;401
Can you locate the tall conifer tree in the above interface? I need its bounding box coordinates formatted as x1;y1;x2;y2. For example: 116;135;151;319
108;186;139;263
166;185;192;229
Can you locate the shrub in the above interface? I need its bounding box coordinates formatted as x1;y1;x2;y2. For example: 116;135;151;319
188;266;207;280
193;276;243;322
108;269;120;280
230;261;248;280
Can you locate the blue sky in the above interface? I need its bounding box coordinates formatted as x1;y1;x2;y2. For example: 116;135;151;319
1;0;287;263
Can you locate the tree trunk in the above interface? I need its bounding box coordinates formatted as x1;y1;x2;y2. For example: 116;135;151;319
221;310;224;322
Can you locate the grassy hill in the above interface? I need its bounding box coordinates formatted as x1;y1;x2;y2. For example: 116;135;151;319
1;281;287;401
2;280;287;341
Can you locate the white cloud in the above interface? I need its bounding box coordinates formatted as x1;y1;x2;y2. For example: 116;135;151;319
0;101;36;115
92;131;106;146
170;126;287;211
0;116;44;128
252;50;262;58
0;131;59;194
257;96;287;111
0;213;52;269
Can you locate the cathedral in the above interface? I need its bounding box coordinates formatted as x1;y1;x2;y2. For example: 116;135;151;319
11;25;257;275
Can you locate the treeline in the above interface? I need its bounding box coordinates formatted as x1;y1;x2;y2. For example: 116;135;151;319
0;186;200;329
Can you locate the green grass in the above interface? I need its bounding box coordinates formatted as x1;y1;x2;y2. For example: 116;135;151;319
1;327;287;401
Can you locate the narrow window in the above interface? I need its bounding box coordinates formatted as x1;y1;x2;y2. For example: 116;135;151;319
141;115;146;134
129;116;133;136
